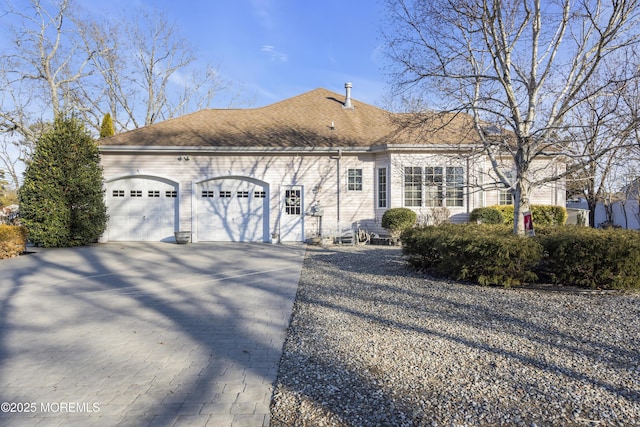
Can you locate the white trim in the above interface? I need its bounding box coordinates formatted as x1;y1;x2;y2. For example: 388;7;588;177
100;145;372;154
99;143;483;155
105;173;179;186
195;175;269;186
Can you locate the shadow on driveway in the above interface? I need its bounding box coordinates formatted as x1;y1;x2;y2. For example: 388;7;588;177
0;242;305;426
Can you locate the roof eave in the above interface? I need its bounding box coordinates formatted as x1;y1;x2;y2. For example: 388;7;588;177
98;145;372;154
369;143;480;152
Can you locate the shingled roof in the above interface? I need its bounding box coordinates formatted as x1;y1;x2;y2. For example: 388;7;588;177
99;87;480;149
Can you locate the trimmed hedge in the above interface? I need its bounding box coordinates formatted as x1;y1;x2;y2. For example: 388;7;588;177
469;207;504;224
401;224;542;287
402;224;640;289
490;205;567;226
0;225;27;259
382;208;417;238
537;227;640;289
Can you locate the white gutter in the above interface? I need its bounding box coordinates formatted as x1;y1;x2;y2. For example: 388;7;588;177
98;145;372;154
99;143;482;155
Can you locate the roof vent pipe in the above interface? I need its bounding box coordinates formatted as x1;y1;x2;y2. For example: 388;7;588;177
343;82;353;109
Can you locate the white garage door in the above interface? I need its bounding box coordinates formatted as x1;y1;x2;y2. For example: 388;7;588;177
106;177;178;241
197;178;268;242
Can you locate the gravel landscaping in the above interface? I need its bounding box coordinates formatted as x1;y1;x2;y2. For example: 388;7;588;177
270;245;640;426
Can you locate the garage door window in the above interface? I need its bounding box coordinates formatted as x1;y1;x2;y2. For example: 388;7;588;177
148;190;160;197
202;190;214;198
166;191;177;198
254;191;266;198
237;191;249;198
220;191;231;198
112;190;125;197
131;190;143;197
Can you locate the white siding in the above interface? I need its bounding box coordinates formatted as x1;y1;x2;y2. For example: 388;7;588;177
101;150;566;241
102;152;377;242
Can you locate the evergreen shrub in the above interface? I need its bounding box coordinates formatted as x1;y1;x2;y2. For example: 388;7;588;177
19;115;108;247
0;225;27;258
469;207;504;224
402;224;543;287
381;208;417;239
401;223;640;290
491;205;567;226
537;227;640;289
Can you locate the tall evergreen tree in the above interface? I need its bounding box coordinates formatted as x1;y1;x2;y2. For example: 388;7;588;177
99;112;115;138
19;115;108;247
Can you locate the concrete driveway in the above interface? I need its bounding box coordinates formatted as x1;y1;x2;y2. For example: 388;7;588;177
0;242;306;427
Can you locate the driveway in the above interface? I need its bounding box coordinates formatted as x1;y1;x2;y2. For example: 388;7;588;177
0;242;306;427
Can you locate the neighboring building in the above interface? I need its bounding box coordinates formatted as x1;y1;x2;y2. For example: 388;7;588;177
567;187;640;229
99;83;566;242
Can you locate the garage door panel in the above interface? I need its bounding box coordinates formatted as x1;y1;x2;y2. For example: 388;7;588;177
197;179;268;242
106;178;177;242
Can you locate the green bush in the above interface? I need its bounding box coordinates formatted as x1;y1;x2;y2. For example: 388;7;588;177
532;205;568;226
402;223;640;290
381;208;417;239
492;205;515;224
537;227;640;289
0;225;27;258
402;224;543;287
469;207;504;224
19;115;107;247
489;205;567;226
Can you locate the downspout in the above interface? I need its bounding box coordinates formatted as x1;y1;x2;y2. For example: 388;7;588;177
330;149;342;237
337;149;342;230
466;157;470;217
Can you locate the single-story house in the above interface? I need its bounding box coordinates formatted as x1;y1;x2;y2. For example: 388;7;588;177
99;83;566;242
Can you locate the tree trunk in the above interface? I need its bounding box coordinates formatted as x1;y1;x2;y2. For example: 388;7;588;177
587;198;597;228
513;179;532;235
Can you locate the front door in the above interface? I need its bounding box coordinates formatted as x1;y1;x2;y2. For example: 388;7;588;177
279;185;304;241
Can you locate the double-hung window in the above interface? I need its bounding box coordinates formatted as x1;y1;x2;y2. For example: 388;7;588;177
404;167;423;207
424;167;443;207
403;165;465;208
348;169;363;191
446;167;464;207
499;171;514;205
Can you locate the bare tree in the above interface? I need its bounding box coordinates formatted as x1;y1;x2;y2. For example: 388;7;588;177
565;59;640;227
384;0;640;234
79;8;224;131
4;0;94;117
1;0;227;183
0;0;95;187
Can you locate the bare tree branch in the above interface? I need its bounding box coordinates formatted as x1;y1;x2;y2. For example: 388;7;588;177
383;0;640;233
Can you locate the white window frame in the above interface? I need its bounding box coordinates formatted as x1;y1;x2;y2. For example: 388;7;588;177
377;167;388;208
347;168;363;191
403;165;465;208
498;170;514;205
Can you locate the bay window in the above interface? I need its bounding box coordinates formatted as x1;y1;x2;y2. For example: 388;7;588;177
403;165;465;208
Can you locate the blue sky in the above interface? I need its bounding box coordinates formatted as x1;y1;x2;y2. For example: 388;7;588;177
0;0;389;186
103;0;389;108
